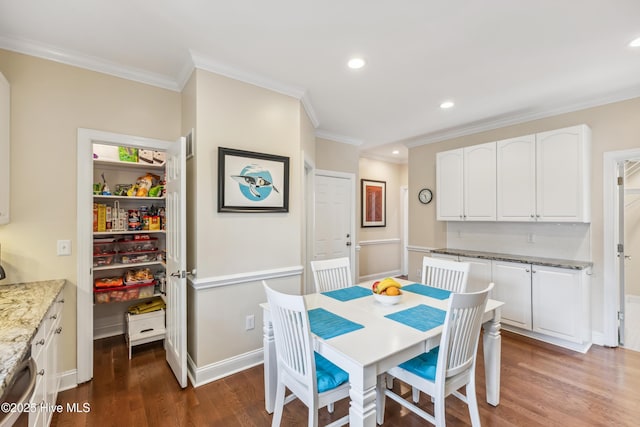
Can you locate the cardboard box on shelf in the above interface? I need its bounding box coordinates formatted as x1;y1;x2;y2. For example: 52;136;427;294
153;151;166;165
138;149;154;164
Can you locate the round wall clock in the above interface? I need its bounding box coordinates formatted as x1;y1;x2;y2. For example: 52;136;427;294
418;188;433;204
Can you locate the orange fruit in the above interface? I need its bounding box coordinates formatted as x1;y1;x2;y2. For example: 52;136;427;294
386;286;400;296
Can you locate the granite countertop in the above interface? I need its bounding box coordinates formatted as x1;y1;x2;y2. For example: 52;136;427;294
0;279;66;398
431;248;593;270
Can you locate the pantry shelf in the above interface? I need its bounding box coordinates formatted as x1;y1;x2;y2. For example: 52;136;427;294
94;260;164;272
94;230;165;236
93;195;165;201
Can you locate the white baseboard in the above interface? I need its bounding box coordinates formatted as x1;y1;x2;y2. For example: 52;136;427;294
188;348;264;388
502;325;592;353
58;369;79;392
591;330;606;347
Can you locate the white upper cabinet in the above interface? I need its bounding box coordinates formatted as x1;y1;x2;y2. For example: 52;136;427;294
439;124;591;223
436;148;464;220
0;72;9;225
497;125;591;222
436;142;496;221
464;142;497;220
496;134;536;221
536;125;591;222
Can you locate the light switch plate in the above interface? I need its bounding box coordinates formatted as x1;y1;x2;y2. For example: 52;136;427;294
57;240;72;256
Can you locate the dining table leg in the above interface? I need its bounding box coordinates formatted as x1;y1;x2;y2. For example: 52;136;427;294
483;308;502;406
262;309;276;414
347;365;378;427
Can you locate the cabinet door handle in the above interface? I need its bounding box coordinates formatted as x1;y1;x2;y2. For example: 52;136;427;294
50;314;57;320
35;338;45;346
37;369;45;376
55;327;63;334
532;270;537;273
525;269;530;273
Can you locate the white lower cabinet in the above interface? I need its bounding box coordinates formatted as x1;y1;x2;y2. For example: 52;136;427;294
492;261;533;330
429;252;591;350
460;256;492;292
492;260;590;350
30;291;64;427
531;265;590;344
430;254;493;292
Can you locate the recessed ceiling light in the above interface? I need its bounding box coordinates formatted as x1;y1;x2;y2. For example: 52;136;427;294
348;58;366;69
440;101;455;109
630;37;640;47
392;150;400;155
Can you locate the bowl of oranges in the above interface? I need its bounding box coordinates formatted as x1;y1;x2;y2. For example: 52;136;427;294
371;277;403;305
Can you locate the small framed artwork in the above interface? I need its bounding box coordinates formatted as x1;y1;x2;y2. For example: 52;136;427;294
361;179;386;227
218;147;290;213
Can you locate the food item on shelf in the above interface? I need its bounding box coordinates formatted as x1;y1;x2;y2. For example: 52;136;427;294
94;282;154;304
124;268;154;285
127;297;165;314
148;185;163;197
95;276;124;288
135;173;161;197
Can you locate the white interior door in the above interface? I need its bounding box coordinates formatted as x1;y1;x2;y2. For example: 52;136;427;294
165;137;187;387
313;171;355;283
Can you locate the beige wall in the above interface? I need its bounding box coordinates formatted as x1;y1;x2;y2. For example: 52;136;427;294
188;69;304;367
0;49;181;372
316;137;359;174
358;157;407;279
408;96;640;334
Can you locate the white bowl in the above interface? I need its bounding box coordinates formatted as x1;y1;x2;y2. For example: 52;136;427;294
373;292;402;305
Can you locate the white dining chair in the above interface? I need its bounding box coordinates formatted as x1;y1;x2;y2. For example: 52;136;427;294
310;257;352;293
263;281;350;427
376;283;494;427
422;256;470;293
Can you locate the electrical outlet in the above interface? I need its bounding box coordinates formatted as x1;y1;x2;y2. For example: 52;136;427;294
245;314;255;331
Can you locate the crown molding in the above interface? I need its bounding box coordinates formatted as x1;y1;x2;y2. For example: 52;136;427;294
299;91;319;128
359;151;407;165
406;84;640;148
0;36;180;92
315;129;363;146
189;50;306;99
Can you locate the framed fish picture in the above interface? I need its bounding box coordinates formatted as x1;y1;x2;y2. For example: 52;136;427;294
218;147;290;212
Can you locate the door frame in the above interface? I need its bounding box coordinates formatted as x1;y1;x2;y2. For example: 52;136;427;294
603;148;640;347
401;186;409;276
311;169;357;284
76;129;176;383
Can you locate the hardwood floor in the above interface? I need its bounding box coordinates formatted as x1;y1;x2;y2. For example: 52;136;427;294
51;331;640;426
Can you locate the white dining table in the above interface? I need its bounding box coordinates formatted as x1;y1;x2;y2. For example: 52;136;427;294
261;279;504;427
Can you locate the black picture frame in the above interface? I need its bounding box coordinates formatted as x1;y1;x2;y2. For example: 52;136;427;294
361;179;386;227
218;147;290;213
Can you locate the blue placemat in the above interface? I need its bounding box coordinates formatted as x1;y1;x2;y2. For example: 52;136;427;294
308;308;364;339
322;286;371;302
385;304;446;332
402;283;451;300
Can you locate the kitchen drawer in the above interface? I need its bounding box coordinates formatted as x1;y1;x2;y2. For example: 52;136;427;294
126;309;165;358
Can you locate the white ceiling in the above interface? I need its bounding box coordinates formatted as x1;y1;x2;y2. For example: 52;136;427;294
2;1;640;163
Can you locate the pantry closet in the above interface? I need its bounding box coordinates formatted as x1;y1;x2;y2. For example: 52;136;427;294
76;128;187;387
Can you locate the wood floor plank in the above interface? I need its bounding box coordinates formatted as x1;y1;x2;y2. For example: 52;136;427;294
51;331;640;426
